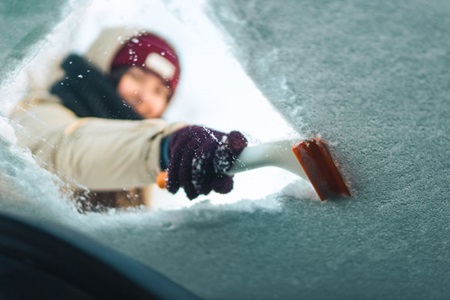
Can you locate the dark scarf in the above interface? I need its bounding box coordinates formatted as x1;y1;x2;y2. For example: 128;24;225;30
50;54;142;120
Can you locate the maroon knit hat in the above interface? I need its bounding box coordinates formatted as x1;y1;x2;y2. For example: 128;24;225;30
111;32;181;97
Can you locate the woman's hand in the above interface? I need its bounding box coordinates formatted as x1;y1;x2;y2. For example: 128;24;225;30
167;125;247;200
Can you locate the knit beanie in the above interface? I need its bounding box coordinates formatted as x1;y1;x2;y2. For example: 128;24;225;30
110;32;181;97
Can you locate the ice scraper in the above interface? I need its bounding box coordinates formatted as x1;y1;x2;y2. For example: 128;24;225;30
157;137;351;200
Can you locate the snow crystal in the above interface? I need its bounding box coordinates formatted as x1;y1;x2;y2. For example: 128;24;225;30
0;115;16;144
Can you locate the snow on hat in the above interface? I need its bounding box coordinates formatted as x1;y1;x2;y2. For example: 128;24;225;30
111;32;180;96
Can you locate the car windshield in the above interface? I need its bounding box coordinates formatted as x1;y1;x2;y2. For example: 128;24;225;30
1;0;449;299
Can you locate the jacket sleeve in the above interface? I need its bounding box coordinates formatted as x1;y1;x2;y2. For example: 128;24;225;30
9;95;186;190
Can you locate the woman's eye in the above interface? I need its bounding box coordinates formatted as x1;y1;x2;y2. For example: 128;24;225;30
155;86;169;98
155;86;164;95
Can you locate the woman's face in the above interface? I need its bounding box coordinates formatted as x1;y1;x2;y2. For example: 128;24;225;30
117;67;171;119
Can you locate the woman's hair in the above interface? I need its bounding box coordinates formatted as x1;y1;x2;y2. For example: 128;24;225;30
109;66;130;87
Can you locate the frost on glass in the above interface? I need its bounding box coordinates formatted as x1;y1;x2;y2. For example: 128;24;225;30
1;0;449;299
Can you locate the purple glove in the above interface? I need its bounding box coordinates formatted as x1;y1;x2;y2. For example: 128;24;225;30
167;125;247;200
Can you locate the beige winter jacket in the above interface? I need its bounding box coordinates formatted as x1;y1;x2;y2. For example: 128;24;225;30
9;27;185;209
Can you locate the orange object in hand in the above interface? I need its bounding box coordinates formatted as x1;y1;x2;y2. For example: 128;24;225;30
156;171;168;189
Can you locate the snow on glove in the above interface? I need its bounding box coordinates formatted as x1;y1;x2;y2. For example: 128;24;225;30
167;125;247;200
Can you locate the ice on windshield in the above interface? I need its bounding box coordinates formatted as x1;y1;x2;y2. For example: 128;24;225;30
1;0;449;299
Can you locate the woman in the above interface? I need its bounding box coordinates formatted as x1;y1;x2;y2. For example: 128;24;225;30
9;27;247;211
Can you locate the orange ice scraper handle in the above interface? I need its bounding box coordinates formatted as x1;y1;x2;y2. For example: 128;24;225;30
292;138;351;200
157;171;168;189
